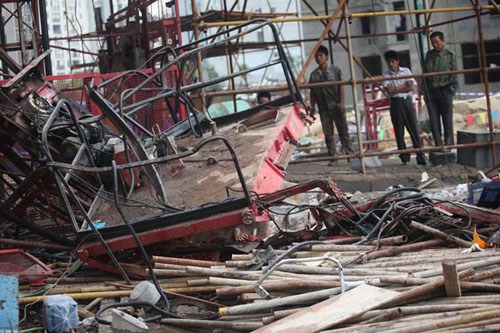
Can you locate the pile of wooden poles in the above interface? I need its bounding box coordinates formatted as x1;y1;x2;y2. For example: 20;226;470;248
18;233;500;332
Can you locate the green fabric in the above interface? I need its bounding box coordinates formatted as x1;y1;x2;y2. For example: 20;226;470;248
207;100;253;118
424;48;458;92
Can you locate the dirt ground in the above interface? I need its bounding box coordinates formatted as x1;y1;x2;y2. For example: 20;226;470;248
94;107;295;225
285;155;482;193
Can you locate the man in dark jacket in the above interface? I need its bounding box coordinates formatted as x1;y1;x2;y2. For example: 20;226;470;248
307;45;353;159
424;31;458;147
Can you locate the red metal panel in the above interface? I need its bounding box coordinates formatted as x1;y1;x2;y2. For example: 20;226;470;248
78;209;245;260
253;105;305;195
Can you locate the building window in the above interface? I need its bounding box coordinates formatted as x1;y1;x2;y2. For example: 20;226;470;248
398;51;411;71
462;40;500;84
53;25;61;34
361;55;382;77
392;1;407;41
490;0;500;15
257;31;264;43
361;17;371;35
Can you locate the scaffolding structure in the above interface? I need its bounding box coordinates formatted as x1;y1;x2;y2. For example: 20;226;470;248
1;1;500;173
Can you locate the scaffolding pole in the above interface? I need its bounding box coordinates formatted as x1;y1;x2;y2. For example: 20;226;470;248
343;3;365;173
199;5;498;28
472;0;497;166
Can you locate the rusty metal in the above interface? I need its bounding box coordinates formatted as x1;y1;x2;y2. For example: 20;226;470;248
472;0;497;167
202;66;500;99
0;237;71;251
290;141;500;164
0;20;317;277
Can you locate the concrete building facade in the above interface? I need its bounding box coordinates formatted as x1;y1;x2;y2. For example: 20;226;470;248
301;0;500;105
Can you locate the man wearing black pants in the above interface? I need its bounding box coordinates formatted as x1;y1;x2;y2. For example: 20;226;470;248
383;50;426;166
424;31;458;147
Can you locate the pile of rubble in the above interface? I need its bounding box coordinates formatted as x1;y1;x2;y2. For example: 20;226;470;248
11;183;500;332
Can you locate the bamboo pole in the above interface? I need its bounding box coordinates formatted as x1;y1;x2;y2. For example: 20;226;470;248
381;308;500;333
19;285;220;304
360;240;445;262
239;292;292;302
219;313;273;322
148;269;197;277
216;279;340;297
460;281;500;293
207;277;256;286
323;306;500;333
309;244;381;251
410;221;470;248
367;235;408;246
159;318;263;331
186;278;209;286
350;304;487;324
261;308;303;325
324;236;363;244
219;286;343;316
356;250;500;268
464;266;500;282
272;264;405;276
185;266;261;280
377;276;431;286
429;317;500;332
414;256;500;279
295;251;360;258
362;308;403;325
384;268;474;307
419;296;500;305
77;306;94;319
199;6;499;28
153;263;189;270
151;256;220;268
83;297;103;311
44;276;125;284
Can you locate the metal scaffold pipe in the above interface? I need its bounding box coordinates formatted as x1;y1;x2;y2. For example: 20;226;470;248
343;5;365;173
199;5;498;28
472;0;497;166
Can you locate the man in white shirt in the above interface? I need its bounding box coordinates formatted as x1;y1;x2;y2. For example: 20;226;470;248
383;50;426;166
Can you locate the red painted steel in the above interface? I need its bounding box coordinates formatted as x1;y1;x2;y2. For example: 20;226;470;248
77;105;312;270
78;210;245;274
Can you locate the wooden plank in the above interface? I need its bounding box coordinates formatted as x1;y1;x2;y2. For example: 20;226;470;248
442;259;462;297
252;284;399;333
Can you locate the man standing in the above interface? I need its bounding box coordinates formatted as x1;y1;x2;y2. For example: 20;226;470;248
424;31;458;147
307;45;353;160
383;50;426;166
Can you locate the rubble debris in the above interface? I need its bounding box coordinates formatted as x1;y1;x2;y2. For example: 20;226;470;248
2;12;500;333
13;232;500;332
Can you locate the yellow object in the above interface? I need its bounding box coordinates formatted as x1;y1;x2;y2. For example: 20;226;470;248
472;227;489;249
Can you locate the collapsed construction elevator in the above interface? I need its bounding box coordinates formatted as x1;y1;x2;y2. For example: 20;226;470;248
1;0;500;267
